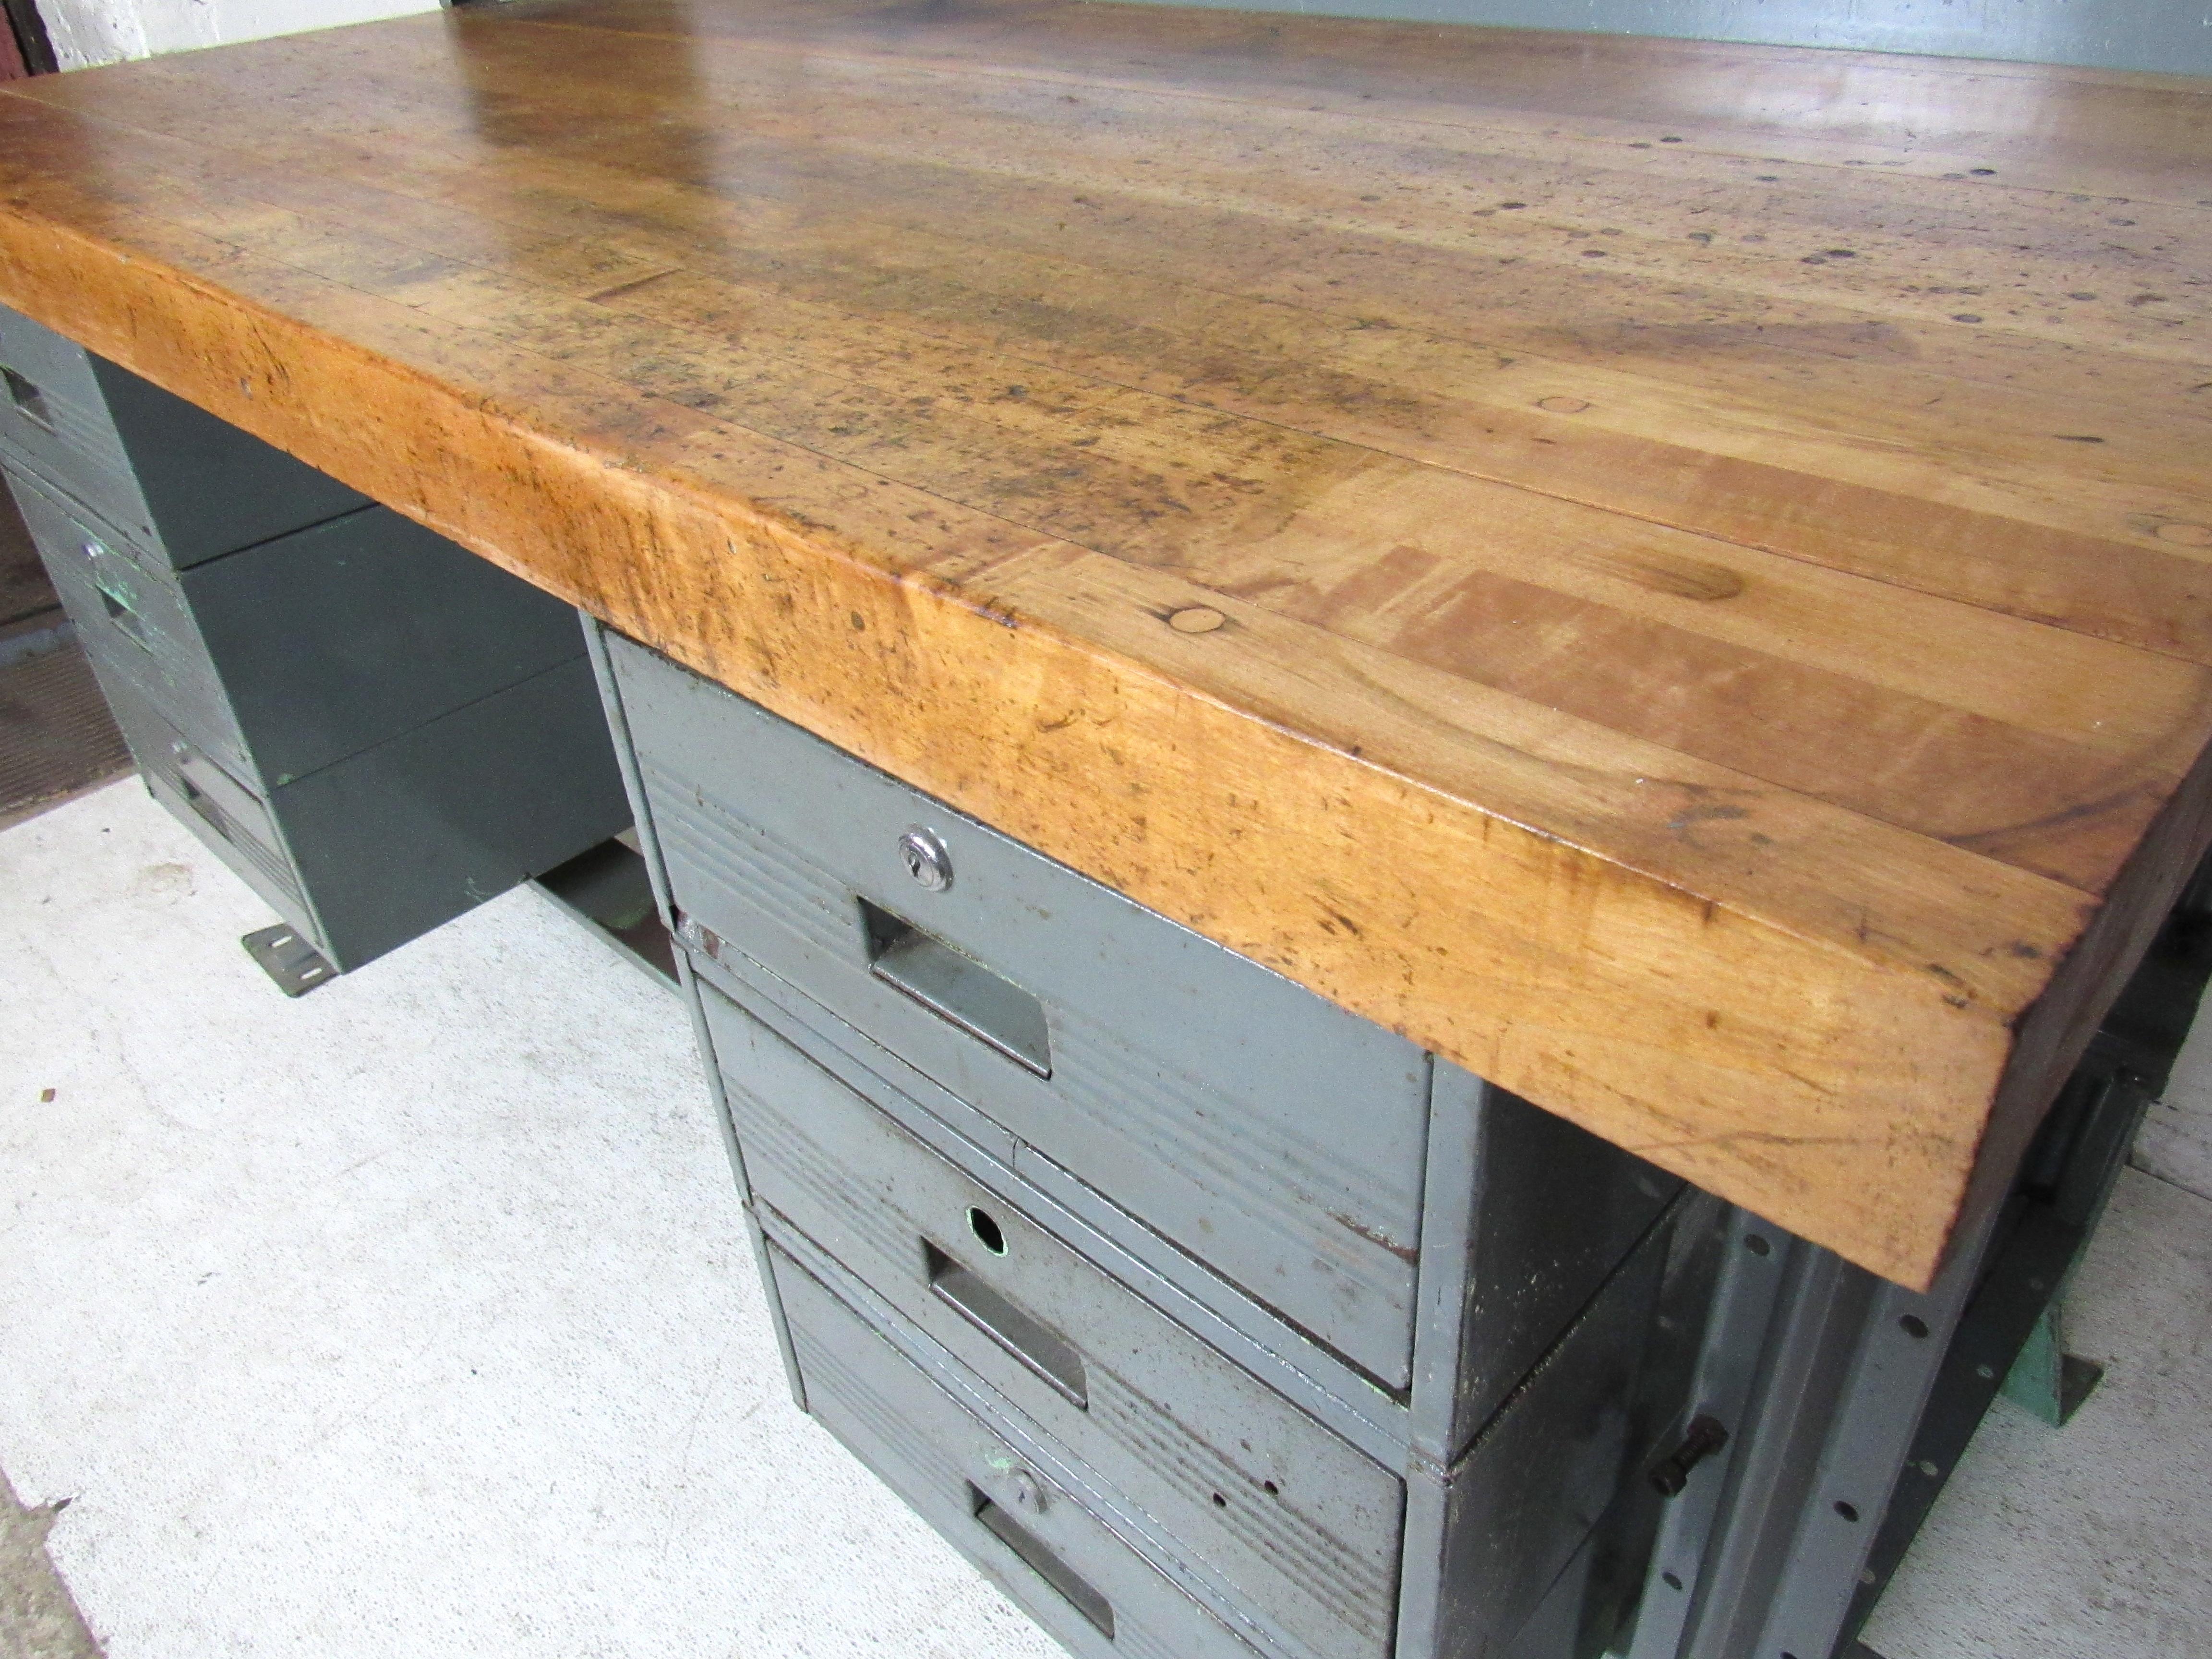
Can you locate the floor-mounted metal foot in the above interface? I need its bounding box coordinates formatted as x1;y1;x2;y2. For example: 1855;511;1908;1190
241;923;336;997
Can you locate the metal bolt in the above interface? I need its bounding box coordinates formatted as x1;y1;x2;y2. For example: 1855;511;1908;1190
1650;1415;1730;1497
898;828;953;892
1010;1470;1043;1515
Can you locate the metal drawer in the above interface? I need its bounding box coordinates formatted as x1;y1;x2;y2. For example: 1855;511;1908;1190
0;302;144;540
607;636;1431;1389
767;1238;1272;1659
12;469;252;780
12;464;591;791
0;301;367;571
100;674;319;946
705;981;1404;1659
175;503;589;787
103;651;625;972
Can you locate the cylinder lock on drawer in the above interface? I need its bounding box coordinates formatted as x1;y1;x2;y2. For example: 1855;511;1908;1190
609;633;1431;1387
897;826;954;891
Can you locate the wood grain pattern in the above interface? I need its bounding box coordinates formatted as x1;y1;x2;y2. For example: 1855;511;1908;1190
2;0;2208;1287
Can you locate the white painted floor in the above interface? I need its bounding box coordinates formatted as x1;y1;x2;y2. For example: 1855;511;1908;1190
0;780;1055;1659
2;777;2209;1659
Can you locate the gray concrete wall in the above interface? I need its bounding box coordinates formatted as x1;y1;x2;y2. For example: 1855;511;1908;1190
1103;0;2212;77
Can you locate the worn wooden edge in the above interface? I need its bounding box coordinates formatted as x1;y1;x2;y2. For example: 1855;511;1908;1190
1960;727;2212;1273
0;192;2096;1288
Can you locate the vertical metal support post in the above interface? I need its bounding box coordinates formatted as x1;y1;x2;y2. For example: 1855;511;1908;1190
1673;1238;1873;1659
1393;1054;1466;1659
745;1202;809;1414
1407;1057;1479;1463
1621;1209;1789;1659
580;611;678;929
1671;1200;2002;1659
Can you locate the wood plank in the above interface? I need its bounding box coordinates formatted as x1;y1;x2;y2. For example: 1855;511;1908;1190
2;0;2208;1286
86;39;2212;669
43;149;2199;892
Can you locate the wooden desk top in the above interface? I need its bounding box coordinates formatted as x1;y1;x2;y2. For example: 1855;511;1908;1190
2;0;2207;1287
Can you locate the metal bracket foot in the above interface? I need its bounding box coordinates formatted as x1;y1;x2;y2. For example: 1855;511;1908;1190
241;923;336;997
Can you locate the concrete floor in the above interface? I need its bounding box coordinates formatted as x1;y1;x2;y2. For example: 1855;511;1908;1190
1857;1009;2212;1659
2;778;2209;1659
0;780;1055;1659
1;1472;98;1659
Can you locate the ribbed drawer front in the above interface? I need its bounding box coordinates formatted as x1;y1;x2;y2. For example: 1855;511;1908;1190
12;470;251;781
769;1239;1271;1659
706;982;1404;1659
0;301;371;571
610;636;1429;1389
0;305;149;545
100;675;317;941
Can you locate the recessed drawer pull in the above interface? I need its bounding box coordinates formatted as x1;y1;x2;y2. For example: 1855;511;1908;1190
859;896;1052;1077
171;743;271;848
969;1483;1116;1640
2;363;52;430
926;1238;1089;1407
92;568;154;652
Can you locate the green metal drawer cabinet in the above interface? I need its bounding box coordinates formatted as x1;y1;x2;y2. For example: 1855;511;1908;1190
593;626;1734;1659
0;301;628;983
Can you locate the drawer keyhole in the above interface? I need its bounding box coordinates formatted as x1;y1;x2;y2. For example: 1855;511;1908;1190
897;826;953;891
969;1207;1006;1255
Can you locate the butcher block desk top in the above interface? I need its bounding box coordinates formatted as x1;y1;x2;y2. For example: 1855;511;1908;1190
3;0;2208;1288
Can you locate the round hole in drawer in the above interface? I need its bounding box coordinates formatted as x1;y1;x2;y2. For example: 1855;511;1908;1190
967;1207;1008;1255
